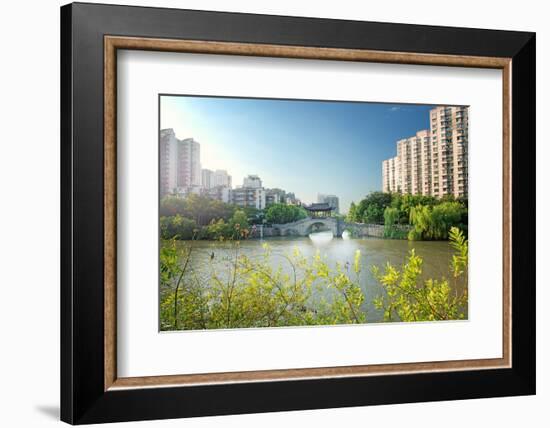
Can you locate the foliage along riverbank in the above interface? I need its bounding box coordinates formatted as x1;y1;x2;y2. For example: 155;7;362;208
347;192;467;240
159;192;467;242
160;194;307;241
159;227;468;331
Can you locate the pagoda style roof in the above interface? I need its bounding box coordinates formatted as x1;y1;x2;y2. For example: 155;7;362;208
304;203;334;211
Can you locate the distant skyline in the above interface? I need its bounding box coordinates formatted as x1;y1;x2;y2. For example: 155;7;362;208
160;95;436;213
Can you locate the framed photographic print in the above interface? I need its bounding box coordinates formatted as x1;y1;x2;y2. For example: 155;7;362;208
60;2;536;424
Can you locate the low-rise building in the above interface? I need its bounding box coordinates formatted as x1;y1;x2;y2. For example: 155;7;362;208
232;187;266;210
284;192;300;205
243;174;262;188
213;169;232;188
205;185;232;204
266;192;280;206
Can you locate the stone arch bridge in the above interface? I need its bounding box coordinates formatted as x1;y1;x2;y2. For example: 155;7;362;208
269;217;387;238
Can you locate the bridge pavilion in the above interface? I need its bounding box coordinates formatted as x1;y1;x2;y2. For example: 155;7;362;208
303;203;335;218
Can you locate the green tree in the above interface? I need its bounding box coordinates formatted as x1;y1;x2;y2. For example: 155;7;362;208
353;191;393;224
160;194;236;226
241;206;263;224
265;203;307;224
184;194;217;226
408;201;465;240
159;196;187;217
205;218;230;240
363;203;384;224
390;193;437;224
382;207;407;239
160;215;197;240
229;209;250;239
346;202;358;222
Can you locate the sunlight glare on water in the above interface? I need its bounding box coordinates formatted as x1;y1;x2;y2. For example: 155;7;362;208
308;230;334;245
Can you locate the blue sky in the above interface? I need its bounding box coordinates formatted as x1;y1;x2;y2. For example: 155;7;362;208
160;95;435;214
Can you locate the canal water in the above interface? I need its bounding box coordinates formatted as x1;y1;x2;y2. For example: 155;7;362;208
169;236;467;322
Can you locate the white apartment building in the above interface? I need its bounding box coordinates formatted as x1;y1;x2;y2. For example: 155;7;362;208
176;138;201;190
231;175;266;209
213;169;232;188
206;185;232;204
243;174;262;188
160;129;178;196
160;129;201;197
266;190;281;206
201;168;214;190
232;187;266;210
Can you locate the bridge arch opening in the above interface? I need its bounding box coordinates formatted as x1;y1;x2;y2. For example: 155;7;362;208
306;221;332;235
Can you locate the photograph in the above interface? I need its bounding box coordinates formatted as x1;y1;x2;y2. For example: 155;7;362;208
158;95;469;331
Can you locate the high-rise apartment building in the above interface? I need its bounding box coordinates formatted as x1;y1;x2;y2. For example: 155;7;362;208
201;168;214;190
418;130;432;196
176;138;201;189
160;129;178;196
381;106;468;199
382;156;399;193
429;106;468;198
160;129;201;197
391;130;431;195
397;136;413;194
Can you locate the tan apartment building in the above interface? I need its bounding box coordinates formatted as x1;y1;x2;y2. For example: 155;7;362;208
417;130;432;195
382;106;468;199
385;130;431;195
396;137;411;194
429;106;468;198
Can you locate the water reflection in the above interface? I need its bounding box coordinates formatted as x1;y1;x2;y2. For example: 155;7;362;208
308;230;334;245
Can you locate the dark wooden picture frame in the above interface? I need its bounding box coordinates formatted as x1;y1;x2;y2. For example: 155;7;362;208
61;2;535;424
